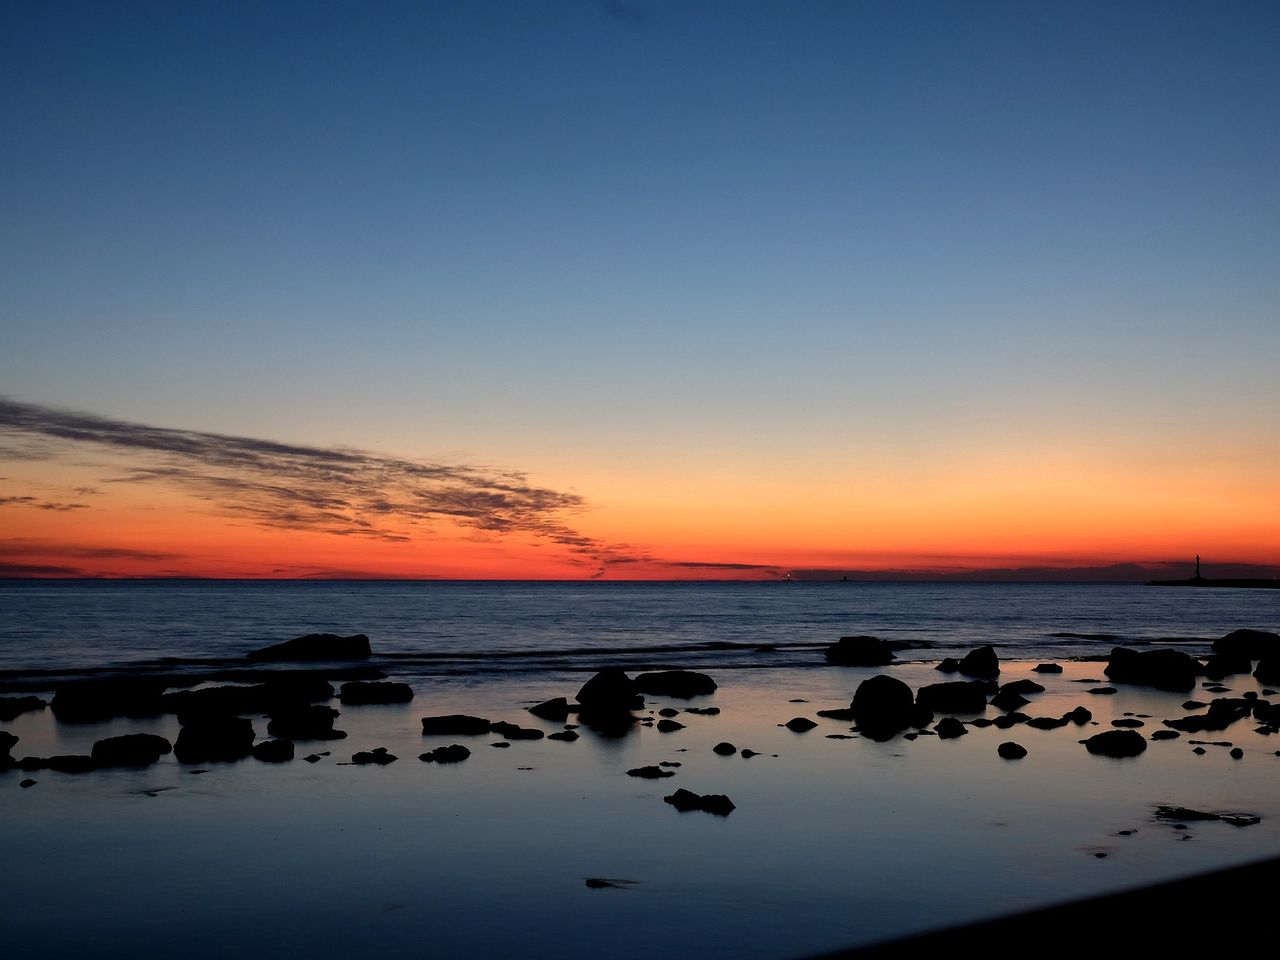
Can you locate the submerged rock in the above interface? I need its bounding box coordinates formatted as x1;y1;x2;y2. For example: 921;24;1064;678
663;788;735;816
1027;716;1069;730
1083;730;1147;758
421;715;492;736
627;765;675;779
713;742;737;756
997;741;1027;760
246;633;371;662
1033;663;1063;674
490;721;545;741
684;706;720;716
1163;698;1253;733
633;671;717;698
989;690;1029;713
528;697;572;721
656;719;685;733
916;681;988;714
934;717;967;739
338;681;413;705
90;733;172;768
547;730;579;742
351;747;397;765
1151;730;1180;741
419;744;470;763
1111;718;1145;728
20;754;97;773
824;635;896;667
267;704;345;741
785;717;818;732
936;657;961;673
174;716;255;763
1066;706;1092;725
1000;679;1046;695
576;668;643;712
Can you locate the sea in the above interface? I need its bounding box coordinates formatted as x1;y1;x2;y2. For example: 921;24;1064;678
4;580;1280;960
3;579;1278;681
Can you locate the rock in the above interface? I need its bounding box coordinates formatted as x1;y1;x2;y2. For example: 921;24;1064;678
916;681;988;714
1230;747;1244;760
1033;663;1063;674
1104;647;1198;692
174;716;255;763
267;705;344;740
1151;730;1180;741
657;708;680;718
251;739;295;762
824;635;896;666
1223;814;1260;826
1089;686;1117;695
741;749;759;758
1;730;18;760
246;633;371;662
989;690;1029;712
993;712;1029;729
1255;658;1280;686
419;744;470;763
421;715;492;736
1193;746;1206;754
164;678;335;721
684;706;720;716
576;668;643;712
19;754;97;773
51;678;168;723
547;730;579;742
338;681;413;705
785;717;817;732
633;670;717;698
490;721;545;740
997;741;1027;760
936;658;961;673
816;708;857;721
663;788;735;816
0;696;47;722
934;717;967;739
351;747;397;765
627;765;675;779
1163;698;1253;733
1083;730;1147;758
524;697;571;721
1000;679;1046;695
713;742;737;756
90;733;173;767
20;778;36;788
656;719;685;733
1202;654;1253;681
1027;716;1070;730
850;674;916;740
1214;628;1280;659
1182;700;1206;710
303;753;324;762
1111;718;1144;728
958;645;1000;678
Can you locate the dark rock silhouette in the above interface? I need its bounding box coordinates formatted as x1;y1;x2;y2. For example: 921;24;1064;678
0;696;47;722
935;717;967;739
1066;706;1092;725
816;707;857;721
785;717;818;732
1255;657;1280;685
1202;654;1252;680
1111;718;1144;728
1214;628;1280;659
633;670;717;698
490;721;544;740
1000;679;1046;695
251;739;295;762
246;633;371;662
627;765;675;779
421;715;492;735
664;788;735;816
166;678;334;721
916;681;988;714
1230;747;1244;759
351;747;397;764
20;778;36;787
658;707;679;717
850;674;915;740
90;733;172;767
528;697;571;721
684;706;720;716
1155;805;1259;825
51;678;167;723
992;712;1029;729
1163;698;1253;733
1083;730;1147;758
1104;647;1198;692
1088;686;1117;695
1151;730;1180;740
267;704;345;740
419;744;470;763
936;657;961;673
997;741;1027;759
989;690;1029;713
1;730;18;758
1033;663;1063;674
174;716;255;763
825;635;896;666
576;668;643;712
656;719;685;733
547;729;579;742
1027;716;1069;730
338;681;412;704
958;645;1000;678
713;741;737;755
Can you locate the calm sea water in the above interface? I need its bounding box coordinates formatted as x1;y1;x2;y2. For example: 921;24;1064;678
2;579;1278;679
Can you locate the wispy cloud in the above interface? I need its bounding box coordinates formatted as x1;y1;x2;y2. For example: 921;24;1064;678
0;496;89;511
0;396;638;571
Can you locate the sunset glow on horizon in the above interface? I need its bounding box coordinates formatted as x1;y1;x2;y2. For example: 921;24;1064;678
2;3;1278;580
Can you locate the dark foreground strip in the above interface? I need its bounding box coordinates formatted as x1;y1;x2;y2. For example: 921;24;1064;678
803;855;1280;959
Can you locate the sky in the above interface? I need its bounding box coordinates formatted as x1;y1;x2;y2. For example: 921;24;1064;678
1;0;1278;579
